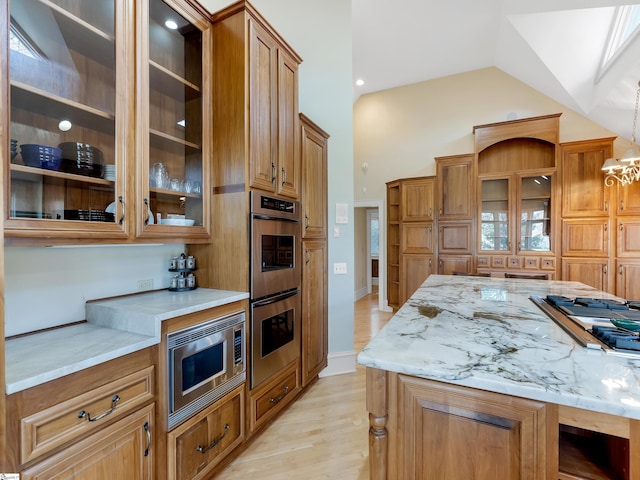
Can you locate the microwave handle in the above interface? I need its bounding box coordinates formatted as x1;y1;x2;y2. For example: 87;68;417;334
252;290;299;308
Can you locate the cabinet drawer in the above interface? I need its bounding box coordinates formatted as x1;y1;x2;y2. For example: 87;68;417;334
169;384;244;480
250;360;299;431
21;365;154;464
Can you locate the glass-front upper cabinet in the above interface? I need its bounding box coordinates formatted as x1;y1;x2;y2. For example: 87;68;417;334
519;175;552;253
480;178;510;252
7;0;128;240
137;0;210;239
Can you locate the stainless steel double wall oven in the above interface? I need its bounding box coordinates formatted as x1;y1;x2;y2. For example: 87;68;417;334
250;192;302;388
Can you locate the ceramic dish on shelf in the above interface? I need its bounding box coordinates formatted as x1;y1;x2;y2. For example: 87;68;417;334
160;218;195;226
105;201;154;224
610;318;640;332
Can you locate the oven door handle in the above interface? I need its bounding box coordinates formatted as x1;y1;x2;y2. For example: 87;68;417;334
252;290;299;308
252;213;300;224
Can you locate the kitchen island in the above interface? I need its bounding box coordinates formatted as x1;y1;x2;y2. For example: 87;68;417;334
358;275;640;480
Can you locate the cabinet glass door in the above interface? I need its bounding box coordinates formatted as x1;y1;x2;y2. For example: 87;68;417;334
480;178;509;251
142;0;205;233
8;0;125;236
519;175;551;252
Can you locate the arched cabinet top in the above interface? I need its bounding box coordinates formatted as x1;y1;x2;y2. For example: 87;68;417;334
473;113;561;153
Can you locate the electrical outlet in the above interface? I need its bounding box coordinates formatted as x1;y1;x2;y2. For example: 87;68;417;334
333;262;347;275
137;279;154;291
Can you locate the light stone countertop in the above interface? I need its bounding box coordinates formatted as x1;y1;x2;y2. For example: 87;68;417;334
6;288;249;394
357;275;640;420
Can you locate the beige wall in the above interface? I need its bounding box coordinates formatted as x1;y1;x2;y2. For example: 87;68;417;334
353;67;619;202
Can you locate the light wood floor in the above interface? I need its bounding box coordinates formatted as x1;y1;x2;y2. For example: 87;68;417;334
217;288;393;479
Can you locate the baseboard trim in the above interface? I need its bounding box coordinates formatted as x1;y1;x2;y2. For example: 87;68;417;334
318;350;357;377
354;286;368;301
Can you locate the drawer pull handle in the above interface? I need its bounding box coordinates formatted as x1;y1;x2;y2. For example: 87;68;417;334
196;424;229;454
269;385;289;404
271;162;276;184
144;421;151;457
78;395;120;422
281;167;287;186
305;214;310;230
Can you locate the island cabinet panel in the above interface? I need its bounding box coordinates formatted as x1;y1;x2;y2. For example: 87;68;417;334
386;373;556;480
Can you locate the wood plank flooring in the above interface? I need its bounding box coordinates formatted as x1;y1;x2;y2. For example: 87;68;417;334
216;289;393;479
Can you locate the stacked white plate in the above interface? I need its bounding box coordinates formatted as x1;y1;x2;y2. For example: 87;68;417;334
104;165;116;181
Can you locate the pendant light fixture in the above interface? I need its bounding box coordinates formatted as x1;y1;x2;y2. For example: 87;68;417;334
602;80;640;186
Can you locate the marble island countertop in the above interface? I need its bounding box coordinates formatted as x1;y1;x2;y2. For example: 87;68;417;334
5;288;249;394
358;275;640;420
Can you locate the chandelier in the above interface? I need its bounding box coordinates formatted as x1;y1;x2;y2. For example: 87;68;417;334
602;81;640;187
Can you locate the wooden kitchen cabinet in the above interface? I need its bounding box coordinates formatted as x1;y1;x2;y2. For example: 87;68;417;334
242;11;301;199
300;113;329;239
168;384;244;480
5;348;156;475
402;254;434;302
301;240;328;387
560;138;614;218
21;404;155;480
387;181;401;309
299;114;328;387
616;261;640;300
135;0;211;240
617;180;640;215
435;154;474;220
372;371;554;480
561;258;611;292
401;177;434;222
5;0;210;244
387;177;435;307
473;115;559;278
561;219;610;257
249;358;300;433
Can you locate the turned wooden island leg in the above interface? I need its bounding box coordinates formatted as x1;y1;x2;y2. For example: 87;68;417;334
366;367;388;480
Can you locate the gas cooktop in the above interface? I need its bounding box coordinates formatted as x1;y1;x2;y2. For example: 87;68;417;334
531;295;640;357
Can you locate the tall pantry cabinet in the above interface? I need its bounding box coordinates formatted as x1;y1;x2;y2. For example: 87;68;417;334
299;113;329;387
386;177;436;309
560;138;615;292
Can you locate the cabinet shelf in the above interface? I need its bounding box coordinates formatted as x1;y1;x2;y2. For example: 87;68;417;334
11;82;115;135
26;0;115;66
149;60;201;102
150;186;202;200
149;128;200;151
10;164;114;187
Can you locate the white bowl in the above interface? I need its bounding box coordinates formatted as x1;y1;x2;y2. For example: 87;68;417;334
160;218;195;226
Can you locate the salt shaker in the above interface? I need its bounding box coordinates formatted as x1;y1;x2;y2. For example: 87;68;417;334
186;255;196;269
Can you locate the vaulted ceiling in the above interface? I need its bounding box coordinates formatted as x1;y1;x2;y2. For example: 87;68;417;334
352;0;640;142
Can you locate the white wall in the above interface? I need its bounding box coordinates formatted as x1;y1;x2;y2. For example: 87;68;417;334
4;244;185;336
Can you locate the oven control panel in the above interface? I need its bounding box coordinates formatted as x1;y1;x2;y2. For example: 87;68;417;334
260;195;295;213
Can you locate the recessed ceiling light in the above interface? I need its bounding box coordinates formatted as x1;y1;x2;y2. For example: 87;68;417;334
58;120;72;131
355;79;365;87
165;19;178;30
